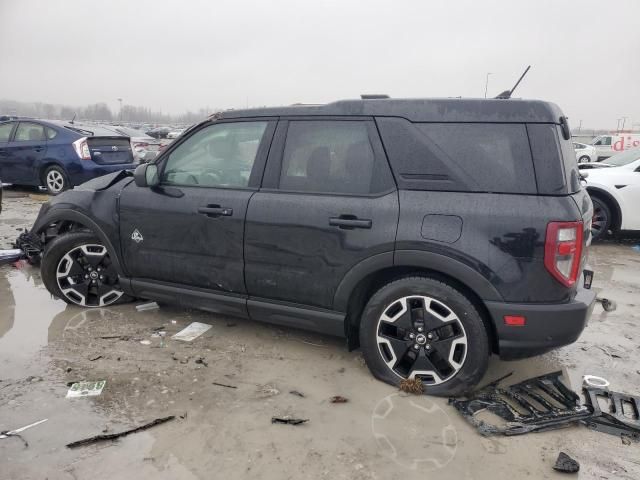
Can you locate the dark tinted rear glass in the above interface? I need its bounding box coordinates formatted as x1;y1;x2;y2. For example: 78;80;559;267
377;117;536;194
556;126;581;193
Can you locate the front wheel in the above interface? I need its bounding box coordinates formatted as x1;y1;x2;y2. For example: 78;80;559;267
359;276;489;396
41;232;132;307
590;196;611;241
578;155;590;164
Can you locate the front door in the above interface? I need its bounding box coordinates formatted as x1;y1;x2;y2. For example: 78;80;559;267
2;122;47;184
245;119;399;312
119;119;276;301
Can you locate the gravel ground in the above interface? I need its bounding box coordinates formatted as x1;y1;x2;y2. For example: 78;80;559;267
1;187;639;480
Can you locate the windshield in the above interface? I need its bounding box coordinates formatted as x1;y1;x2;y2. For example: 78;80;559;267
603;148;640;167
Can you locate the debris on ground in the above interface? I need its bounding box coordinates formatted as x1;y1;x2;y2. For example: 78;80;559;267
0;418;48;447
88;355;103;362
171;322;212;342
289;390;305;398
330;395;348;403
0;248;24;265
582;386;640;440
596;297;617;312
257;384;280;397
212;382;237;389
66;381;106;398
136;302;159;312
582;375;610;388
66;416;175;448
399;377;424;395
98;335;132;341
553;452;580;473
195;357;208;367
271;416;308;426
450;371;591;436
139;340;151;346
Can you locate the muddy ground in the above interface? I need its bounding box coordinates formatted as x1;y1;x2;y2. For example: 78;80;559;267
1;187;639;480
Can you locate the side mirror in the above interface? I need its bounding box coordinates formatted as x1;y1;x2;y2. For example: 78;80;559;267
133;163;159;187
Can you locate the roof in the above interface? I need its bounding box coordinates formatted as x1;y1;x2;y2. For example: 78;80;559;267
220;97;564;123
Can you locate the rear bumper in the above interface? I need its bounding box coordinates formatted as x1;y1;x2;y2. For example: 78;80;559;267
68;163;136;186
486;285;596;360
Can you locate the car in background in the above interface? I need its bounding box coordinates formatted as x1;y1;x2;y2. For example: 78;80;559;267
584;148;640;240
167;128;185;139
0;119;135;194
573;142;597;163
591;133;640;160
107;126;161;163
146;126;171;139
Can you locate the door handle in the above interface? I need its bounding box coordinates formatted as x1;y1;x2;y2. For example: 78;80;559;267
198;204;233;217
33;146;44;153
329;215;372;230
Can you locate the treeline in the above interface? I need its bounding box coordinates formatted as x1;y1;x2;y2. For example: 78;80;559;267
0;99;214;124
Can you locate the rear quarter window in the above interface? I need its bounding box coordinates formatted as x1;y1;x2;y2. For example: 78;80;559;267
376;117;536;194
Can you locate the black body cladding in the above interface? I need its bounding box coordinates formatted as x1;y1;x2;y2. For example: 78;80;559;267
30;97;595;360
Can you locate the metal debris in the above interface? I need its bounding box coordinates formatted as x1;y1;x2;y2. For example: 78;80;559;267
582;387;640;441
136;302;159;312
271;416;308;426
553;452;580;473
212;382;237;389
0;418;48;447
66;416;175;448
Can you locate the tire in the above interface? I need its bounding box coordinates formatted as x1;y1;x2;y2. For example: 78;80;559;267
590;196;611;241
359;276;489;396
43;165;69;195
41;232;132;307
578;155;590;164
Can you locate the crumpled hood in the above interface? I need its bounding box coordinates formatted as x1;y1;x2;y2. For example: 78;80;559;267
74;170;133;192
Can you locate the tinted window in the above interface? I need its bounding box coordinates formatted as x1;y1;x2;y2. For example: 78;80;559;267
14;122;45;142
162;121;267;188
414;123;536;193
0;122;14;142
279;121;392;194
46;127;58;140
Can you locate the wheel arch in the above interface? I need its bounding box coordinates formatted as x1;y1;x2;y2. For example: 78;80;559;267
586;186;622;232
34;208;125;278
335;250;501;353
39;161;70;187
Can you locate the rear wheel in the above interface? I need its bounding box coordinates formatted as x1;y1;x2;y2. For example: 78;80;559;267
359;276;489;396
590;196;611;241
41;232;131;307
578;155;590;163
43;165;69;195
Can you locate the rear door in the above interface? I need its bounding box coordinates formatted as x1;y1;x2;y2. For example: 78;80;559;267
244;118;399;314
0;122;17;181
2;122;47;184
119;119;276;311
87;136;134;165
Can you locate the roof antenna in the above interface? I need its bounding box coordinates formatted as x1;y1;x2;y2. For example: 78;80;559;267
70;113;76;124
495;65;531;99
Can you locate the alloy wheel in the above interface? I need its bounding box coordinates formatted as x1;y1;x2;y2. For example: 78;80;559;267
591;203;609;239
376;296;467;385
56;244;123;307
46;170;65;193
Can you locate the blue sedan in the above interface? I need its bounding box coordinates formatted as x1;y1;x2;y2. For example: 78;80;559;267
0;119;135;194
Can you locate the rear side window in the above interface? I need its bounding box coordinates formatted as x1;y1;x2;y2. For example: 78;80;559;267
46;127;58;140
279;120;393;195
377;117;536;194
557;127;581;193
14;122;46;142
0;122;14;142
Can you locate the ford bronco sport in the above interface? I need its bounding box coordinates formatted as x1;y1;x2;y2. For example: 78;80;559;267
28;97;596;395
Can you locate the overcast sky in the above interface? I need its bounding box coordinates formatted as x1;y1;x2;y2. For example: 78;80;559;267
1;0;639;128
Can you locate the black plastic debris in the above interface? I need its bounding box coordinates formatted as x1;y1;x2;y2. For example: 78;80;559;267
582;387;640;441
450;371;591;436
13;230;43;263
553;452;579;473
289;390;305;398
271;416;308;426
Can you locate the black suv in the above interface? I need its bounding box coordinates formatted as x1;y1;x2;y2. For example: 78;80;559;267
30;98;595;395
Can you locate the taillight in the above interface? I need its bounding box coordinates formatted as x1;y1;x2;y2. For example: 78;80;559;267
72;137;91;160
544;221;584;287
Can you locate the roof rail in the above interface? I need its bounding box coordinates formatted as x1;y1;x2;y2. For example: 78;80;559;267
360;94;390;99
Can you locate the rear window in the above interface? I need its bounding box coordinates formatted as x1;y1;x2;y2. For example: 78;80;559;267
556;127;581;193
376;117;536;194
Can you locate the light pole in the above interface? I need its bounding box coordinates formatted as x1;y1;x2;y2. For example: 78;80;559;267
484;73;493;98
117;98;123;121
616;118;621;132
577;119;582;134
621;116;628;131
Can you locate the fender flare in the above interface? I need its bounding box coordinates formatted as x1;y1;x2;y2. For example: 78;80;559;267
333;249;503;312
33;207;126;277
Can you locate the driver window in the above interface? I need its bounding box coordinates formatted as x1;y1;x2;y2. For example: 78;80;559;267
161;121;267;188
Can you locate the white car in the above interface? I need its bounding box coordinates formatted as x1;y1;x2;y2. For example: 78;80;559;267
573;142;597;163
584;148;640;240
167;128;185;139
